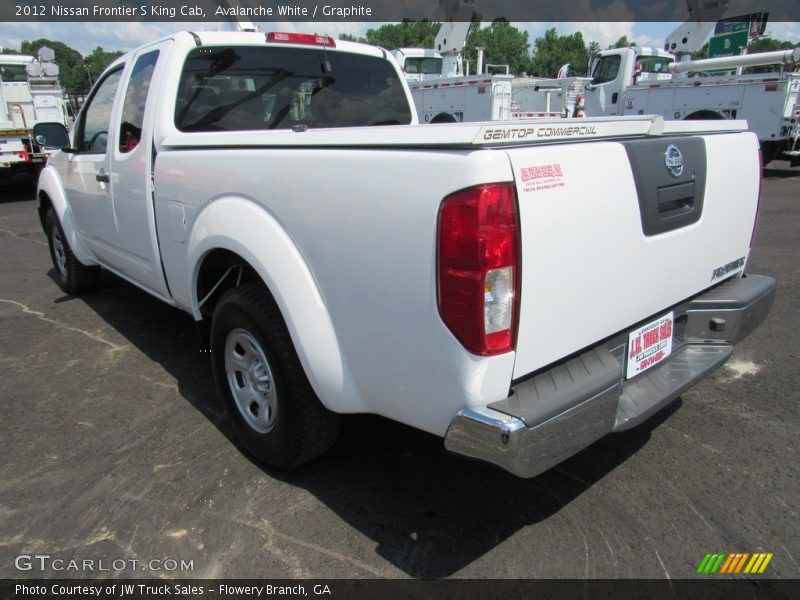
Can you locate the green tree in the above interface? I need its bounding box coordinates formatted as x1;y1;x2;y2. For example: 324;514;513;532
338;33;367;44
529;28;589;77
364;19;440;49
82;46;123;89
610;35;632;49
747;36;798;53
464;19;532;76
691;42;709;60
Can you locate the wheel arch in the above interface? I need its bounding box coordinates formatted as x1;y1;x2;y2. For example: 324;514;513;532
684;110;725;120
186;197;365;414
430;112;459;124
37;165;95;265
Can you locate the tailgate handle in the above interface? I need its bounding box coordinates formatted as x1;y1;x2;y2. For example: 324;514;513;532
656;181;695;218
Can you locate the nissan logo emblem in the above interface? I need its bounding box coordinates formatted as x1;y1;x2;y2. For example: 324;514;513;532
664;144;684;178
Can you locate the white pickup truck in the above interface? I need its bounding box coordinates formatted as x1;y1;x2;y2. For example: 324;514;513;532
36;31;775;478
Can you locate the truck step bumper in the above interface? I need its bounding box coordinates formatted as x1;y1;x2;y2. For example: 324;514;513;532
444;274;776;478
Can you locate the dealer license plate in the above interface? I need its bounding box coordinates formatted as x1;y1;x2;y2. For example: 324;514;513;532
626;311;674;379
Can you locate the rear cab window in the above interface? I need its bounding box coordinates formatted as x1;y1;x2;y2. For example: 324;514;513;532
175;45;412;131
404;57;443;75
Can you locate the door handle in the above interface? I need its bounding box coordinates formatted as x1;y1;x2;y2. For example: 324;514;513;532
96;172;109;183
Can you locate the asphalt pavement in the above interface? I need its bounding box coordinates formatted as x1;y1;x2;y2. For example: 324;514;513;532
0;164;798;580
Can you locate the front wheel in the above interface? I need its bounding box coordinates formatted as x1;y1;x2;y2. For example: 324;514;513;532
45;207;100;294
210;283;341;468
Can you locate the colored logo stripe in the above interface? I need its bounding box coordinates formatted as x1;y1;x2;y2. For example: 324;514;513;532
698;552;773;574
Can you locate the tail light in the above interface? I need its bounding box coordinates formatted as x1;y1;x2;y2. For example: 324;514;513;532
14;150;30;162
750;148;763;249
437;183;520;356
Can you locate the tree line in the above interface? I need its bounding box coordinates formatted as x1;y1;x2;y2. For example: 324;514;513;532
341;19;800;78
4;23;798;95
3;39;122;94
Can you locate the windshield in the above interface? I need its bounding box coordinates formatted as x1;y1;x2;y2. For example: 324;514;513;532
403;57;443;75
175;46;412;131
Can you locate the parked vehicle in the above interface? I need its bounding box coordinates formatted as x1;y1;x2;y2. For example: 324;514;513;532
36;30;774;478
584;45;800;164
0;47;69;179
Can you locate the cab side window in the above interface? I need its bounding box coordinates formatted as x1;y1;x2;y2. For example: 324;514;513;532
591;55;621;85
79;69;123;153
119;51;160;153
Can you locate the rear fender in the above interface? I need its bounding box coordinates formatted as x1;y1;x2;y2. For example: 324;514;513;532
185;197;365;414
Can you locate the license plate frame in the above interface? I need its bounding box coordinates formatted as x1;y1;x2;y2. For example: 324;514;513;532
626;311;674;379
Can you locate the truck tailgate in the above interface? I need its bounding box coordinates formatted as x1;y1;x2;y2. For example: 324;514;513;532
507;131;760;379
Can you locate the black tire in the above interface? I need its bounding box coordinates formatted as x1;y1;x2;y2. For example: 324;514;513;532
684;110;723;121
759;141;782;167
45;207;100;294
430;113;458;124
210;283;341;469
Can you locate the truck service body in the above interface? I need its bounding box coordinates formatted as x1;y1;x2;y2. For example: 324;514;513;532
37;31;775;478
0;50;69;178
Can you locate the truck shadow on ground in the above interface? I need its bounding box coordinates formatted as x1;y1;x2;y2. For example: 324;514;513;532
0;174;38;202
76;271;677;578
762;161;800;179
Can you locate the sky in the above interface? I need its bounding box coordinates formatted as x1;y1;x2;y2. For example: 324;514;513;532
0;20;799;57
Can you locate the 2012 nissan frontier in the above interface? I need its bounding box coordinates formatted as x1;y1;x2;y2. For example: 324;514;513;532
35;30;775;477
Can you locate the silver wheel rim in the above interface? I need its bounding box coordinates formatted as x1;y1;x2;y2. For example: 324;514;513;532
51;226;67;276
224;328;278;434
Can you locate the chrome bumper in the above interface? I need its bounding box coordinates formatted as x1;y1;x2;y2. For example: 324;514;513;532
444;274;776;478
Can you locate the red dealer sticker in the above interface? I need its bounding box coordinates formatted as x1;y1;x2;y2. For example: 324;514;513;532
519;163;565;193
626;311;674;379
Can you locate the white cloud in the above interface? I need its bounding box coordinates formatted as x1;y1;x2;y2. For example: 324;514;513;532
763;22;800;42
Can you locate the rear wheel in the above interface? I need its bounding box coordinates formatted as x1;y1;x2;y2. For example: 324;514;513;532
210;283;340;468
759;141;783;167
45;207;100;294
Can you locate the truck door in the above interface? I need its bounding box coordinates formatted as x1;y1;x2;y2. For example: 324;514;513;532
60;67;124;259
101;41;173;299
584;51;625;116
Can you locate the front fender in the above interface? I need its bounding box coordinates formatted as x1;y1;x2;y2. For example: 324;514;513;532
185;197;365;414
37;165;96;266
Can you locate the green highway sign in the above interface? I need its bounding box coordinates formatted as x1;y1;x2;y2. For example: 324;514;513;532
709;30;749;58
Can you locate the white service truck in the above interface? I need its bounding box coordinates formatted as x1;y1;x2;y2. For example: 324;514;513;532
584;45;800;164
36;31;774;478
0;47;69;178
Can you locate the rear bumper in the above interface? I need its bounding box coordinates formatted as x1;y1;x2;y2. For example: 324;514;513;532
444;274;776;478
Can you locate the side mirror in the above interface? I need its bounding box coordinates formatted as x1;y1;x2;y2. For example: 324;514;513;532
32;122;72;151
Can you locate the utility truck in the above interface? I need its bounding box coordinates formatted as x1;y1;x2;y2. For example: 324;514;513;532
36;30;774;478
584;45;800;163
0;47;69;179
395;0;589;122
